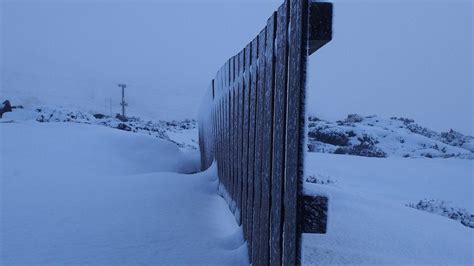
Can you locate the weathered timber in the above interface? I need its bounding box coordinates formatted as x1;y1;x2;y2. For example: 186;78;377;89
198;1;333;265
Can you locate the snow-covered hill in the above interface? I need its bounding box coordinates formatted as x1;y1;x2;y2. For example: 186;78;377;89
1;105;198;150
307;114;474;159
3;104;473;160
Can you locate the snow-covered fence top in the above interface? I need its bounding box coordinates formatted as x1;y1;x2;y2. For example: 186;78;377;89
198;1;332;265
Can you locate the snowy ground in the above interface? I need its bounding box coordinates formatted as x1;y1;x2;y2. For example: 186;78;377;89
1;106;473;265
0;121;247;265
302;153;473;265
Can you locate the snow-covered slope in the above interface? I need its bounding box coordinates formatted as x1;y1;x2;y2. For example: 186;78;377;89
4;104;473;160
0;120;247;265
307;114;474;159
1;105;198;150
302;153;473;265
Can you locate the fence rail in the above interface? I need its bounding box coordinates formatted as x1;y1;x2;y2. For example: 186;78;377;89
198;1;332;264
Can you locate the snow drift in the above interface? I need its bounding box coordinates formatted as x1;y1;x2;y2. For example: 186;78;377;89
0;119;248;265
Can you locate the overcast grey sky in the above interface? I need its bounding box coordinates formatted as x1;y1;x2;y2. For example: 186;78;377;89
1;0;472;134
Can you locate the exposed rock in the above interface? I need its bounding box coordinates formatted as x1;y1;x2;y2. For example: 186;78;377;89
0;100;12;118
116;123;132;131
93;113;107;119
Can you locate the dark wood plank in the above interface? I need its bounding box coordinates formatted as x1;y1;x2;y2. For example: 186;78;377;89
252;28;266;264
232;56;238;210
224;66;229;189
284;0;309;265
246;36;259;258
242;50;247;219
270;5;289;264
299;195;328;234
308;2;333;55
215;72;221;175
230;57;236;205
212;92;216;173
230;56;235;193
224;93;228;188
220;96;224;177
234;58;239;218
236;52;242;223
241;43;252;241
259;12;276;266
218;68;224;185
226;58;232;201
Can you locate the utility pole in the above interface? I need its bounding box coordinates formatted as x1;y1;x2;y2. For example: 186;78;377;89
109;98;112;117
118;83;128;119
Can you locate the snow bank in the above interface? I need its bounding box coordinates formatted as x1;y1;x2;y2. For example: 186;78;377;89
0;121;247;265
302;153;473;265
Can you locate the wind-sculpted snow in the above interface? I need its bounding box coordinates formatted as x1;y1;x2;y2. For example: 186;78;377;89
307;114;474;159
1;106;198;150
0;118;247;265
302;153;473;265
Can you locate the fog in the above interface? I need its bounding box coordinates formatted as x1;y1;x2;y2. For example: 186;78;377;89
1;0;472;134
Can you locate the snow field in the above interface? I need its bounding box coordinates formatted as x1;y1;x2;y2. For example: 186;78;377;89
0;122;248;265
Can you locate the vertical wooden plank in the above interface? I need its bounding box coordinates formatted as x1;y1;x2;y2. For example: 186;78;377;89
222;91;230;188
237;50;244;223
215;71;221;174
271;3;289;264
213;73;220;171
259;12;276;266
215;97;218;172
241;43;252;242
217;74;222;179
219;97;224;178
229;58;235;202
226;59;231;196
212;83;216;173
224;69;228;188
222;65;231;190
246;36;258;259
234;56;239;208
220;96;224;178
284;0;309;265
230;56;239;208
198;117;203;168
212;87;215;170
218;69;224;185
252;28;266;264
232;56;237;209
233;55;239;217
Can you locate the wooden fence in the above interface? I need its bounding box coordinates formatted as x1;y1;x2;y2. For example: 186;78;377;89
198;1;332;265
